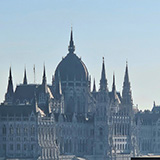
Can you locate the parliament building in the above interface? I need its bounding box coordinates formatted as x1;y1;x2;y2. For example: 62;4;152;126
0;30;160;160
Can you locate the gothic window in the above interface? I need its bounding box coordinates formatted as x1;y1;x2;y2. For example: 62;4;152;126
10;144;13;151
100;144;103;150
24;144;27;150
31;125;35;135
77;97;80;113
3;144;6;151
31;144;34;150
16;125;20;136
99;127;103;136
17;144;20;150
67;97;74;113
24;127;28;136
9;125;14;135
2;125;6;135
90;129;94;136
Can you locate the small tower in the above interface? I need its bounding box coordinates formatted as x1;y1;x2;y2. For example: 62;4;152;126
122;62;133;107
5;67;14;104
23;67;27;85
99;57;108;92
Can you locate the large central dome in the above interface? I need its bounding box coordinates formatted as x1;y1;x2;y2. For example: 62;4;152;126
54;30;88;82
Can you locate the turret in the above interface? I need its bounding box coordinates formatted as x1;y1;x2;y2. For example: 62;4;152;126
122;62;133;106
5;67;14;104
99;57;108;92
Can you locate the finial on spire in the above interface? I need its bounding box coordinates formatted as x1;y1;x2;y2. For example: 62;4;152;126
23;67;27;85
68;28;75;53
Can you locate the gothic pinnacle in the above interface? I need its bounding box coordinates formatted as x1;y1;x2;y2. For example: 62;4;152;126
68;28;75;54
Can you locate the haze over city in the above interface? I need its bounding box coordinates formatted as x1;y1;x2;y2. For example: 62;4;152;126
1;0;160;110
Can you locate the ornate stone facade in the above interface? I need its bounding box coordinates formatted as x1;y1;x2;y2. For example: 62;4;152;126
0;30;138;160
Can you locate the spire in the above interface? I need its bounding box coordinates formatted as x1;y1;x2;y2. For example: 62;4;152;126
68;28;75;54
23;67;27;85
7;67;13;93
99;57;108;91
112;73;116;93
111;73;120;104
124;61;129;84
42;64;46;84
92;78;96;92
122;61;133;106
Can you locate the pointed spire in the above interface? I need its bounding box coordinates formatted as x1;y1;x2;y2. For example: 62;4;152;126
42;64;46;84
23;67;27;85
7;67;13;93
99;57;108;91
122;61;133;106
111;73;120;105
92;78;96;92
112;73;116;93
124;61;129;84
68;28;75;54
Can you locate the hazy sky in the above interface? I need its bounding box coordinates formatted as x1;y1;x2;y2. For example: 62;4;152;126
0;0;160;110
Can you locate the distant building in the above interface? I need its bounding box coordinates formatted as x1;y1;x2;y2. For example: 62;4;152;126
135;102;160;155
0;30;139;160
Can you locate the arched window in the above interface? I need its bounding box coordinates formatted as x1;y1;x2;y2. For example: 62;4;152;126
24;126;28;136
9;125;14;135
2;125;6;135
67;97;74;114
16;125;20;136
99;127;103;136
31;125;35;135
